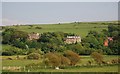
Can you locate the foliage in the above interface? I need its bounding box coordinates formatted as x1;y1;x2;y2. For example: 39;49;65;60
25;40;41;49
2;45;26;56
27;48;43;55
90;52;103;64
107;24;120;54
60;55;71;66
66;43;95;55
44;52;74;68
64;50;80;66
44;52;61;67
66;43;83;54
27;53;41;60
82;30;106;49
39;32;73;53
2;28;28;49
35;26;42;29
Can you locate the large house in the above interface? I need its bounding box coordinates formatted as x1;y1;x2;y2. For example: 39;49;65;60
64;36;81;44
28;32;40;40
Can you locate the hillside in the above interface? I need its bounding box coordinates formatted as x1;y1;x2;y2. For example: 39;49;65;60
2;22;109;38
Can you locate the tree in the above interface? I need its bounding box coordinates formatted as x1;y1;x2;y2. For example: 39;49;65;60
66;43;83;54
25;40;41;49
107;24;120;54
60;55;71;66
39;32;71;53
64;50;80;66
82;34;99;49
90;52;103;64
2;28;28;49
44;52;61;68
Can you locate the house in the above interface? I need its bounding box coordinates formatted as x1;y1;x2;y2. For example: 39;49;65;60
104;37;113;46
28;32;40;40
104;39;108;46
64;36;81;44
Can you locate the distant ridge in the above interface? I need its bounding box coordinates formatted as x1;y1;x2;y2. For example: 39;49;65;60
1;20;119;26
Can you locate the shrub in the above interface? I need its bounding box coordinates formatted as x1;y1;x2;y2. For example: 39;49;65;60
7;57;13;60
111;59;118;64
35;27;42;29
2;51;14;56
27;48;43;55
87;60;92;65
90;52;103;64
61;55;71;66
27;53;40;60
64;50;80;66
2;46;26;56
44;52;61;68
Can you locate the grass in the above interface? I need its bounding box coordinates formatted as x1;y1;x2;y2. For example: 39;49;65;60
3;22;108;38
77;55;119;66
2;60;41;67
29;65;118;72
1;55;42;67
2;55;119;67
1;55;119;72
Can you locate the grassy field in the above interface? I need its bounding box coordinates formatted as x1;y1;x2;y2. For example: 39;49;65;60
3;22;108;38
28;65;118;72
2;55;118;67
1;55;119;72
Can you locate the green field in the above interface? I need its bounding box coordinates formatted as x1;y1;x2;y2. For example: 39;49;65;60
1;55;119;72
2;55;118;67
27;65;118;72
3;22;108;38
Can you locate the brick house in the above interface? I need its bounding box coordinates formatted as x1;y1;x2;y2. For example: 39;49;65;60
64;36;81;44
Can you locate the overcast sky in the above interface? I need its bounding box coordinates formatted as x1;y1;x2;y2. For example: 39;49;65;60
1;2;118;26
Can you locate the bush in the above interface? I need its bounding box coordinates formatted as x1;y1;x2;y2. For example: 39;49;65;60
44;52;61;67
27;48;43;55
27;53;40;60
7;57;13;60
90;52;103;64
35;27;42;29
2;51;15;56
61;55;71;66
2;45;26;56
64;50;80;66
111;59;118;64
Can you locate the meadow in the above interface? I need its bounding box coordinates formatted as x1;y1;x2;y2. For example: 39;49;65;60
3;22;108;38
1;55;119;72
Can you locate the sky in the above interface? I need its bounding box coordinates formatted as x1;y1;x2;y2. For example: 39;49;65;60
1;1;119;26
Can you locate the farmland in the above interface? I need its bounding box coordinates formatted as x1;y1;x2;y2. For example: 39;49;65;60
2;22;109;38
1;55;119;72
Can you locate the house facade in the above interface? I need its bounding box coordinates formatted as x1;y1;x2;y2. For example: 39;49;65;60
64;36;81;44
28;32;40;40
